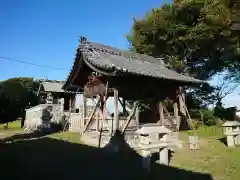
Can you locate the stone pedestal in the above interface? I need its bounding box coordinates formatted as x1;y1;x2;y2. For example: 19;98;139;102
141;150;151;172
235;135;240;145
227;135;235;147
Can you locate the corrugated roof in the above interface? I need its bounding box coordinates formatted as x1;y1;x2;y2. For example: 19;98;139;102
41;81;65;93
63;41;203;89
222;121;240;127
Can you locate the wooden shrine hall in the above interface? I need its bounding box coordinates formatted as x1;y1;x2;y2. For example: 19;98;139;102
62;37;202;147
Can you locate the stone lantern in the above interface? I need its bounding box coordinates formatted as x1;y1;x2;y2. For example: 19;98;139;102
135;124;172;168
222;121;240;147
222;121;240;134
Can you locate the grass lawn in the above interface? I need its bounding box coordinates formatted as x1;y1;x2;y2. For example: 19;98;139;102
0;125;240;180
171;125;240;180
0;120;22;138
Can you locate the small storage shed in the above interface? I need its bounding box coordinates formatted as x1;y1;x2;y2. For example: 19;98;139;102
37;80;76;111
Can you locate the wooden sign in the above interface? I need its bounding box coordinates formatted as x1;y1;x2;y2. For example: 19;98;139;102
83;76;105;97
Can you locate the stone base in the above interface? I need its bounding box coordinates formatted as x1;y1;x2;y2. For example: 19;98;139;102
227;135;235;147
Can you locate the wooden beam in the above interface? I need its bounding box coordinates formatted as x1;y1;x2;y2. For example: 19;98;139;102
83;97;101;132
82;95;87;119
90;82;110;132
159;102;164;126
118;97;129;115
113;89;119;131
36;83;42;96
179;94;197;136
135;105;140;129
163;105;170;116
91;97;110;121
121;102;138;134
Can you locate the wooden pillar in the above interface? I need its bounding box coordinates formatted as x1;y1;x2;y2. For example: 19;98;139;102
173;101;180;131
71;95;76;110
177;86;187;130
113;89;119;131
178;87;186;116
69;97;72;111
159;102;164;126
135;105;140;129
82;95;87;124
122;98;128;115
96;108;99;132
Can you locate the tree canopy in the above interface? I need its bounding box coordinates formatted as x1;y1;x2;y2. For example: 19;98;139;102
0;77;39;124
127;0;240;107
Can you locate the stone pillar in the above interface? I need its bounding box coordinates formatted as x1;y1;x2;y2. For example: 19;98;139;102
141;150;152;172
159;147;169;165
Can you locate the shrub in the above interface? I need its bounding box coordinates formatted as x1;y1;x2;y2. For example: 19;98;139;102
200;109;217;126
188;118;201;129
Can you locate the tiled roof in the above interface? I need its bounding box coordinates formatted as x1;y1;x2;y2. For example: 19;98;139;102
63;41;203;89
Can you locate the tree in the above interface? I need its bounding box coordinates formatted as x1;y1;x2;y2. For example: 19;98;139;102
213;73;238;104
127;0;240;107
0;80;28;124
0;77;39;124
7;77;39;92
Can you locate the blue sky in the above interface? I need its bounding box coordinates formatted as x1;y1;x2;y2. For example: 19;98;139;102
0;0;239;110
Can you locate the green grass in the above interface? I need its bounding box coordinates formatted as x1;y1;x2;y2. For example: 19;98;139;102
0;120;22;130
171;125;240;180
180;125;223;139
1;125;240;180
0;120;22;138
48;131;81;143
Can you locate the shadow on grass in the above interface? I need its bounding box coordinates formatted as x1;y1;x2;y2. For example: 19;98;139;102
1;128;60;144
218;137;228;146
0;131;213;180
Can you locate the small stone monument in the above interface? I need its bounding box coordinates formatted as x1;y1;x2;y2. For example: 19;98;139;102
46;93;53;104
59;98;64;113
188;135;200;150
222;121;240;147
